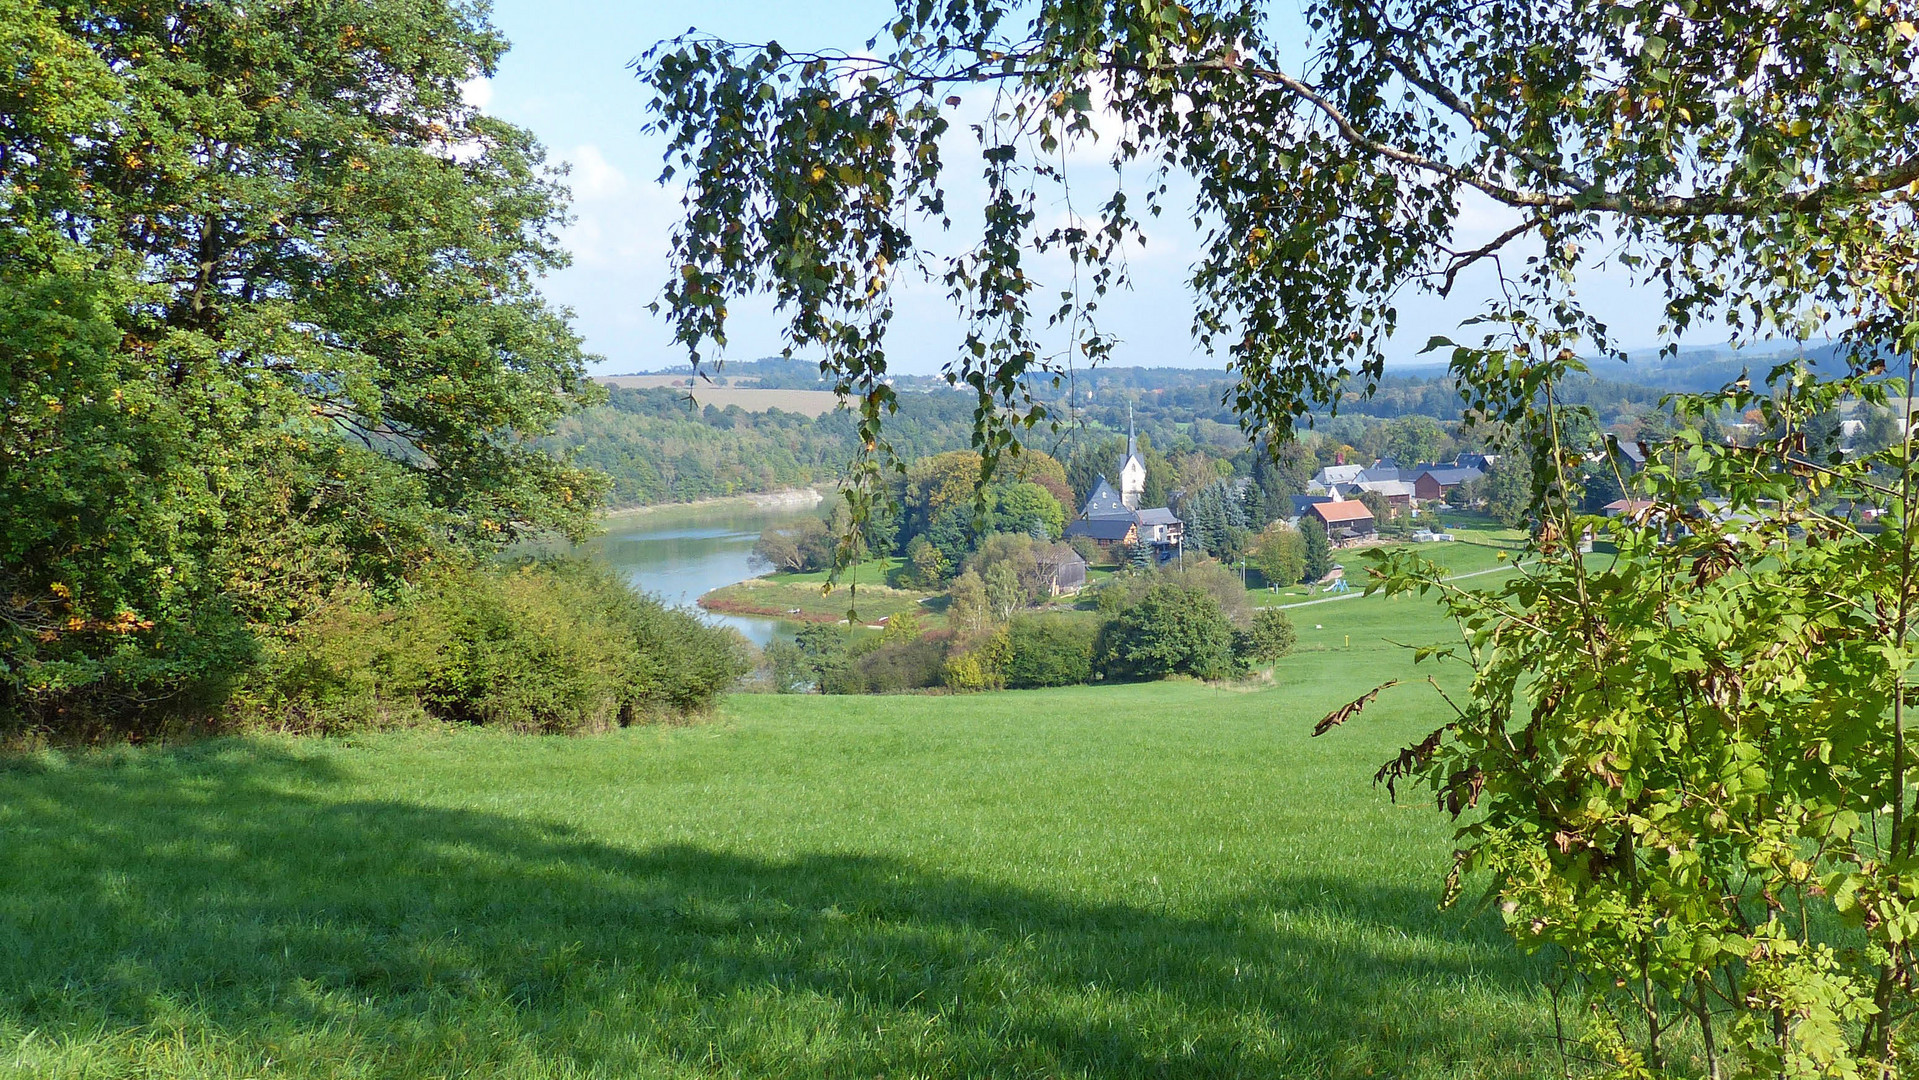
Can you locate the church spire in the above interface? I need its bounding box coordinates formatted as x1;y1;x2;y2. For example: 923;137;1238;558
1119;402;1145;510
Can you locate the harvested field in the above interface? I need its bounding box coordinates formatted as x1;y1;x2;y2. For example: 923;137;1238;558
598;377;843;417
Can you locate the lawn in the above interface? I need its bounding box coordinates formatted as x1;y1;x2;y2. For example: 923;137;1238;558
0;585;1559;1079
701;557;937;626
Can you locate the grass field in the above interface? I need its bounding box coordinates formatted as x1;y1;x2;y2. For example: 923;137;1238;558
0;580;1564;1079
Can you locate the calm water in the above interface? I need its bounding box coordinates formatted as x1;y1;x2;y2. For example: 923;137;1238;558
577;496;823;646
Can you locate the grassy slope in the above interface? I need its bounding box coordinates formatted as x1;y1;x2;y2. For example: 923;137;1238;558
0;586;1559;1079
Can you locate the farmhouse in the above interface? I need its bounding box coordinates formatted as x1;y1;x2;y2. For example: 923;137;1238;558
1306;499;1377;542
1290;493;1336;518
1412;464;1485;502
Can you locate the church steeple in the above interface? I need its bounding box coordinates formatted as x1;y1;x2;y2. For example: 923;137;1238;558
1119;402;1146;510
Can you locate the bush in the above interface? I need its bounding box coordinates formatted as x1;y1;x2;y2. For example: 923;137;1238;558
853;634;950;693
942;628;1011;692
1096;582;1244;682
1244;608;1298;662
1004;616;1097;688
1171;557;1252;627
254;559;750;733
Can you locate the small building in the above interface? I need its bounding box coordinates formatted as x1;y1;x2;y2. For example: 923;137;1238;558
1307;500;1377;540
1610;439;1649;472
1413;465;1485;502
1046;550;1089;595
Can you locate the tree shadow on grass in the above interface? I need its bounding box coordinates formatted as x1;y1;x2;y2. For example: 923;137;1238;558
0;741;1555;1078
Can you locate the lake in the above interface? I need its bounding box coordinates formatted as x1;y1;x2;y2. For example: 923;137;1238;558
578;492;825;646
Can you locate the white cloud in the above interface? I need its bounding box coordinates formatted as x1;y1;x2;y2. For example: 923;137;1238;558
567;143;630;201
459;76;494;110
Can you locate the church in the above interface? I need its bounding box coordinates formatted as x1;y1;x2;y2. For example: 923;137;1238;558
1063;414;1184;555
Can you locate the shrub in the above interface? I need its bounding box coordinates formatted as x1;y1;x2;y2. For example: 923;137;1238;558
942;628;1011;692
1004;616;1097;688
1244;608;1298;662
1096;582;1243;682
902;535;947;587
853;635;950;693
794;623;860;694
1171;557;1252;627
255;559;749;733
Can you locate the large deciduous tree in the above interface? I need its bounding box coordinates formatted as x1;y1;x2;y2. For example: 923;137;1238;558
3;0;603;729
645;0;1919;1073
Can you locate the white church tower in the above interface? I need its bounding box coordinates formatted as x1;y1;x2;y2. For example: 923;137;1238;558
1119;404;1146;510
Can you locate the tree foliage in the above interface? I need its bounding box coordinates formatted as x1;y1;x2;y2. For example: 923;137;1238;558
1300;517;1335;585
4;0;602;729
1096;582;1242;683
1253;524;1306;589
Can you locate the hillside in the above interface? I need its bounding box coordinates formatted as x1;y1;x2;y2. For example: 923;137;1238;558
0;580;1559;1079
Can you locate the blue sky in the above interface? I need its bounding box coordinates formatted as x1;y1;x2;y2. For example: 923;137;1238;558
478;1;1714;377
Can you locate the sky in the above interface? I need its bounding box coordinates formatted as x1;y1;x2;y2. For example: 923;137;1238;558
478;0;1719;377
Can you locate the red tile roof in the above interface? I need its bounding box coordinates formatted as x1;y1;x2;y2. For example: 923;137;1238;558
1310;500;1375;523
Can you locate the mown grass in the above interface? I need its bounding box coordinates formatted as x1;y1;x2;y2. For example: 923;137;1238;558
0;580;1560;1079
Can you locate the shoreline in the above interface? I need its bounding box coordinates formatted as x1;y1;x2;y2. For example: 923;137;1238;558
599;486;826;522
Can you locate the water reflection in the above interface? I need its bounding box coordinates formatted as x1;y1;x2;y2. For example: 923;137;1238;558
577;496;823;647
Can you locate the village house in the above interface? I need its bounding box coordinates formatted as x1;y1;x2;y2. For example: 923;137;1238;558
1308;462;1367;492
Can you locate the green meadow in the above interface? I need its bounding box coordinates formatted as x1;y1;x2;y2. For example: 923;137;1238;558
0;572;1561;1079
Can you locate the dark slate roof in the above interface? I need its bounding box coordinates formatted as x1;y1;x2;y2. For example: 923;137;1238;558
1609;438;1649;464
1416;466;1484;487
1065;517;1135;541
1079;475;1129;518
1291;494;1335;515
1455;453;1497;471
1356;465;1404;484
1135;507;1181;525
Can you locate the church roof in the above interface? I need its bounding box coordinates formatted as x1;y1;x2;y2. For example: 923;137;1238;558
1079;475;1131;519
1065;516;1136;541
